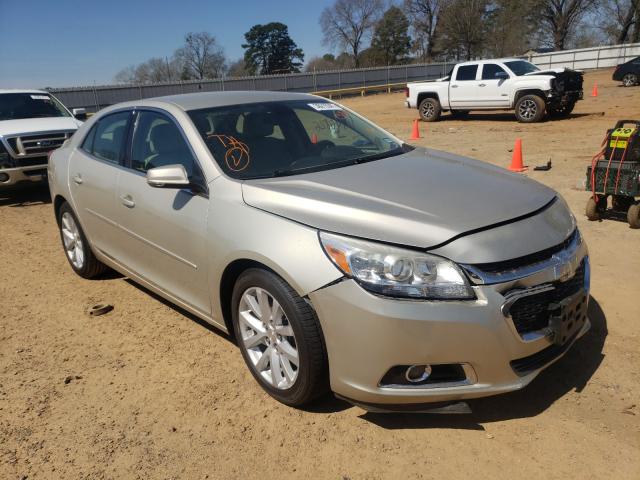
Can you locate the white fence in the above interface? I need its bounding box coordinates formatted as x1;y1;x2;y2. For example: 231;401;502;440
528;42;640;70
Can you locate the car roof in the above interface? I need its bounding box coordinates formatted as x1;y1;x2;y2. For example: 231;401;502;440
0;89;48;95
143;90;323;111
455;58;523;66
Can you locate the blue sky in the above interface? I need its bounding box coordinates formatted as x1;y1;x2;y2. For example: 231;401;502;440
0;0;337;88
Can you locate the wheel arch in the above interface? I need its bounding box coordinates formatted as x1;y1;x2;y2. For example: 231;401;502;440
53;194;68;225
514;89;547;106
417;92;441;109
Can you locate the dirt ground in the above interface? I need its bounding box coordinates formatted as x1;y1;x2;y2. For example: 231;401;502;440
1;68;639;480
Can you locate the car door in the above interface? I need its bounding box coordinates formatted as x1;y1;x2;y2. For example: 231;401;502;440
449;64;480;108
68;110;132;257
477;63;512;107
114;109;211;316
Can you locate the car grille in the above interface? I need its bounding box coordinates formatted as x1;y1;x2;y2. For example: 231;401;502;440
5;131;73;157
14;155;48;167
509;260;586;335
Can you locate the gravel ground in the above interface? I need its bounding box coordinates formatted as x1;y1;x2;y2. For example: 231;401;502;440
1;68;638;479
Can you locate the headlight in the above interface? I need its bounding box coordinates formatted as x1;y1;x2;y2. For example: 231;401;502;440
319;232;474;300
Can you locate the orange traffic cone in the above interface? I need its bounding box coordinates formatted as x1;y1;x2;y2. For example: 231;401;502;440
311;133;318;144
591;82;598;97
409;119;421;140
508;138;527;172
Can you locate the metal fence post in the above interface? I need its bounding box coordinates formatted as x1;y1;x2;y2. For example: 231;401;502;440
284;75;288;91
338;71;341;90
92;85;99;111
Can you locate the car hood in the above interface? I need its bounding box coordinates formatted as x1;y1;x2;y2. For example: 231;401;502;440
0;117;81;136
241;148;558;249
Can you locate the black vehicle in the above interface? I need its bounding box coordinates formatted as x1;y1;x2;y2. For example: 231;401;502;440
612;56;640;87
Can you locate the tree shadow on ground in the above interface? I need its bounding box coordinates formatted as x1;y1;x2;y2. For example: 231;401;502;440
0;184;51;207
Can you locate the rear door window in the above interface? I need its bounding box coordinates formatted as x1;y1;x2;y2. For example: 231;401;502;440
455;65;478;81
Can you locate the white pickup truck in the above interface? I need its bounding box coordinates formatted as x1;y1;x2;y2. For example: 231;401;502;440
0;89;85;188
405;58;583;123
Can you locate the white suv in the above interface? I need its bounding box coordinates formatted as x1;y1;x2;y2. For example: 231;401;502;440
0;89;84;188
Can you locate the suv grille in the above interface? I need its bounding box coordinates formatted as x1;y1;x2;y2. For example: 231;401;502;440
509;260;586;335
5;131;73;157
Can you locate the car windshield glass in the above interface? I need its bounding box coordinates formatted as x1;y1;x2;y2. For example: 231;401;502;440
504;60;540;76
188;100;412;179
0;93;71;121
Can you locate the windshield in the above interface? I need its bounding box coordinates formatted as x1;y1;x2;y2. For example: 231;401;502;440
188;100;412;179
504;60;540;76
0;93;71;121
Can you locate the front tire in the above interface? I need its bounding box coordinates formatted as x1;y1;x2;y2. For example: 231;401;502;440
622;73;638;87
57;202;108;279
515;94;546;123
418;97;441;122
231;268;329;407
548;101;576;118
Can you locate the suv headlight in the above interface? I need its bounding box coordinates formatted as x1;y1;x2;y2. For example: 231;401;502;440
319;232;474;300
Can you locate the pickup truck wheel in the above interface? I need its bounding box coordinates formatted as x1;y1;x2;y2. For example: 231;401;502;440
622;73;638;87
515;95;545;123
418;98;441;122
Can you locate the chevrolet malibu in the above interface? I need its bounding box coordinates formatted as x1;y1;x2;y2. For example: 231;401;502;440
48;91;590;410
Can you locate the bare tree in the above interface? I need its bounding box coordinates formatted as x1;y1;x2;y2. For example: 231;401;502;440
403;0;445;61
599;0;640;43
320;0;385;67
114;57;181;84
175;32;226;79
437;0;489;60
539;0;596;50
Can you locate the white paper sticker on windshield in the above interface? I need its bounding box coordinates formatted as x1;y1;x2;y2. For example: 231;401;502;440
30;95;50;100
308;103;342;111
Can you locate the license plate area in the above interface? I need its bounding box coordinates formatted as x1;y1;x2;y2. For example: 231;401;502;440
546;291;588;345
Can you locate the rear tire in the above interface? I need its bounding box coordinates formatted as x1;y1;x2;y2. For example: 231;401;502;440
622;73;638;87
57;202;108;279
585;196;607;221
627;203;640;229
515;94;546;123
231;268;329;407
418;97;441;122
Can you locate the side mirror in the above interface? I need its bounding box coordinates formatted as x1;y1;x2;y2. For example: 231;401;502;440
495;71;509;80
146;164;190;188
72;108;87;121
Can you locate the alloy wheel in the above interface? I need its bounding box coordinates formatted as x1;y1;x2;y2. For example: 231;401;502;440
420;102;435;118
518;99;537;119
61;211;85;269
238;287;299;390
623;73;637;87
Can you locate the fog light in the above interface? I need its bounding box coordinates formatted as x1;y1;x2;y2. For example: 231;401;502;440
0;172;9;183
405;364;432;383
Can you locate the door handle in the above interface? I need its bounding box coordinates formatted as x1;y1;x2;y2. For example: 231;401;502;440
72;174;83;185
479;83;487;87
120;194;135;208
451;85;458;88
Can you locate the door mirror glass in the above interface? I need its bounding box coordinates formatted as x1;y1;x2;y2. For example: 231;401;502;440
72;108;87;120
146;164;190;188
495;71;509;79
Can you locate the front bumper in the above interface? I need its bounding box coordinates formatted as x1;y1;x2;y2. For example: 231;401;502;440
309;243;589;406
0;165;48;187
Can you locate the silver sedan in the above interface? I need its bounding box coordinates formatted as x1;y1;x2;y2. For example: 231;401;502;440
48;91;590;409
